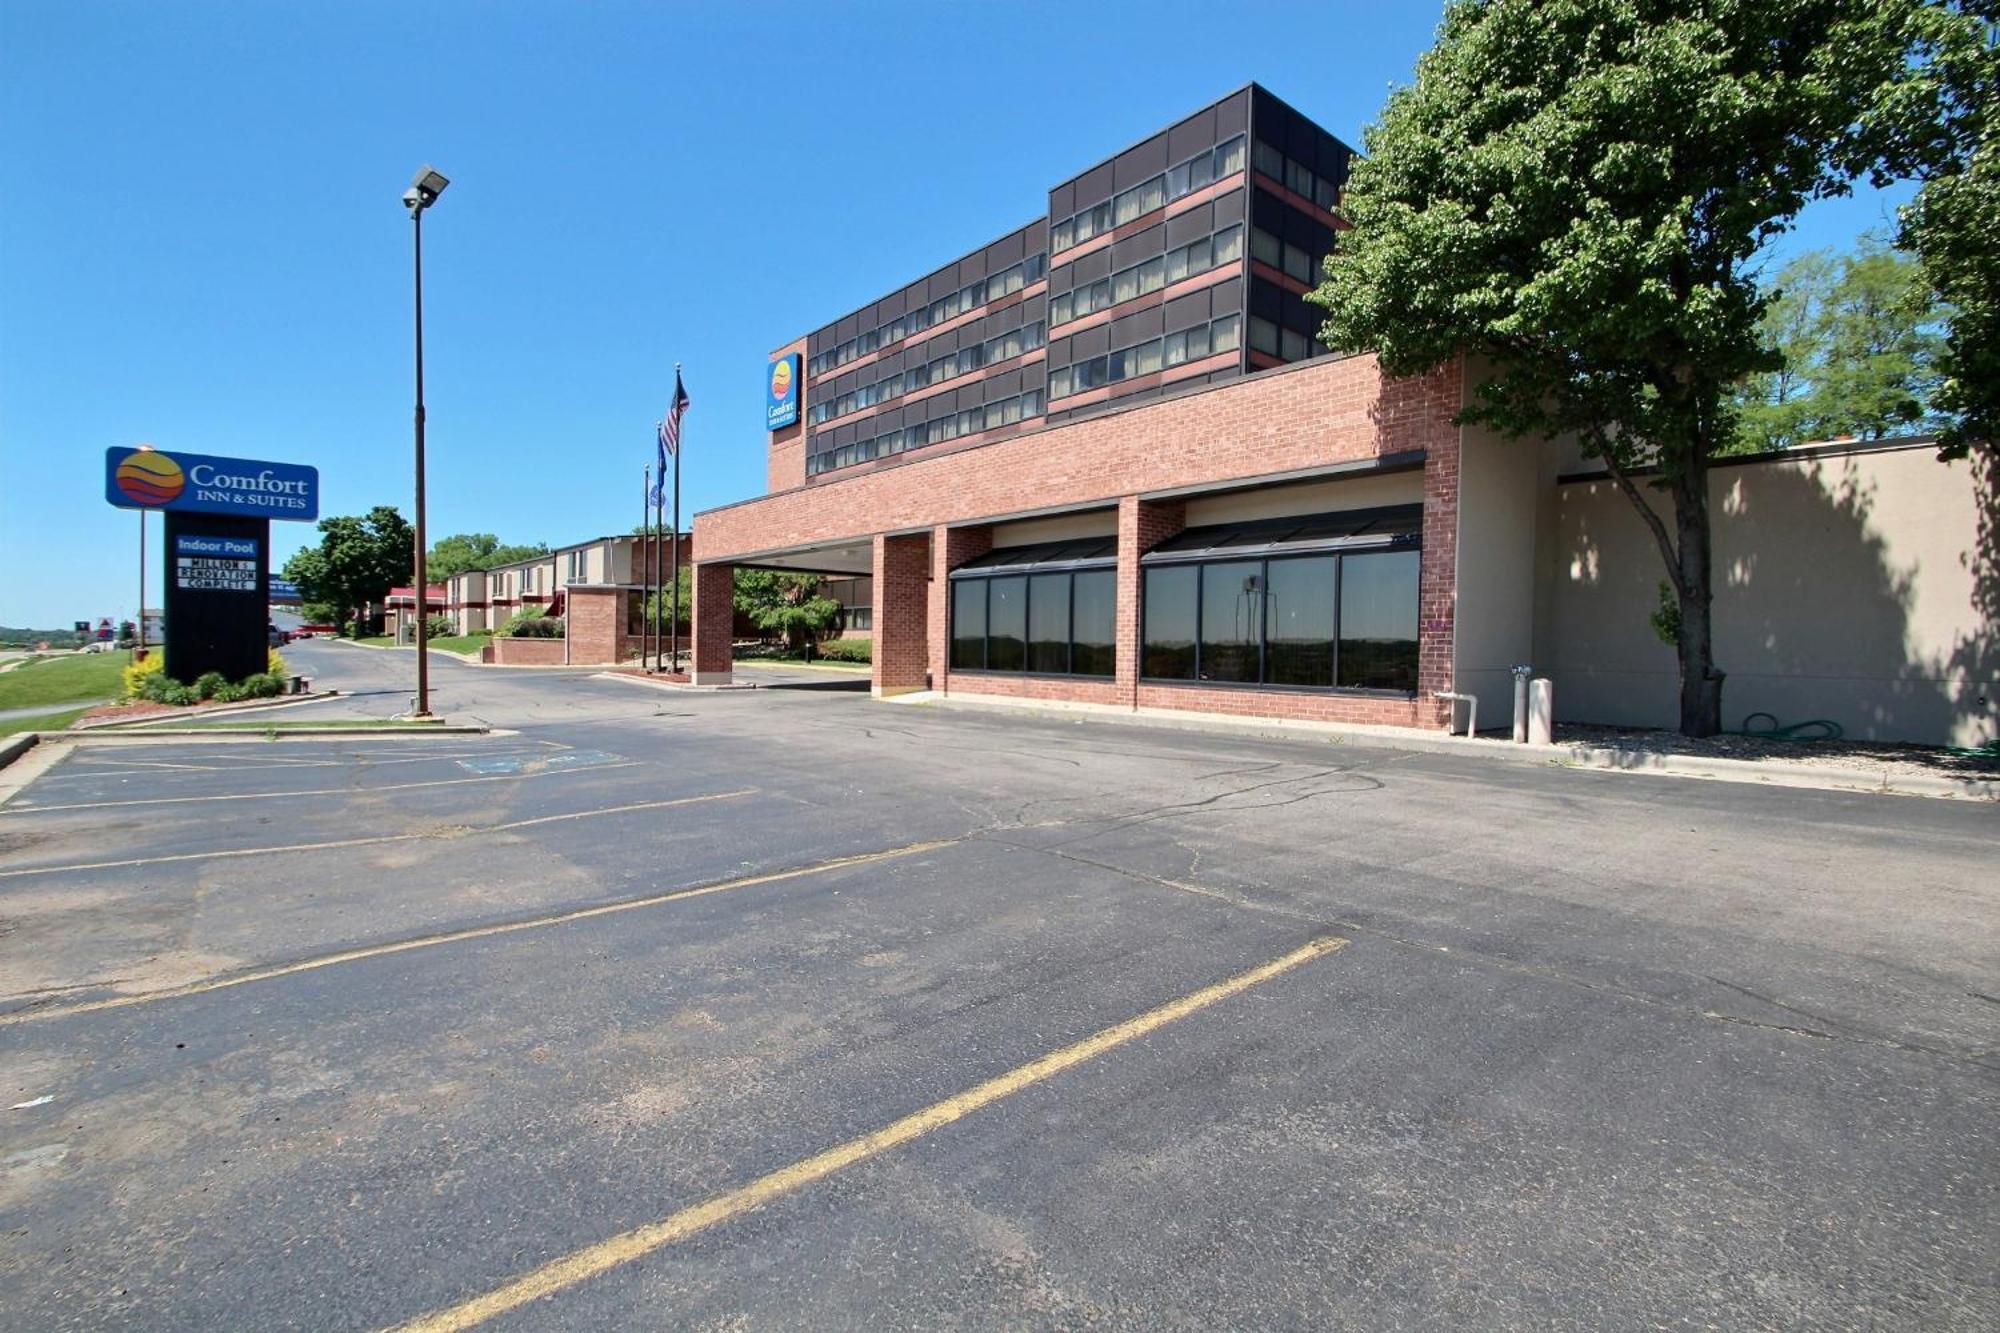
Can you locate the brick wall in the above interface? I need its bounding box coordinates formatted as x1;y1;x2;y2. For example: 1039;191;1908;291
487;636;568;666
690;562;736;681
872;532;931;696
701;353;1459;559
696;352;1465;728
564;585;627;666
1117;497;1186;708
929;525;992;693
768;336;808;492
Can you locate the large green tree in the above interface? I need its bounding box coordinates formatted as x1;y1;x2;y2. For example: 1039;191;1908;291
281;506;414;633
1312;0;1920;735
733;569;841;650
1859;0;1997;458
1731;234;1945;450
426;532;550;582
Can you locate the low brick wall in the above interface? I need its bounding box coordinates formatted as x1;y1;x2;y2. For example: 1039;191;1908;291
486;636;569;666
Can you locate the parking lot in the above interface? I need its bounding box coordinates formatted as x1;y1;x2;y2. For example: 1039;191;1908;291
1;641;1995;1330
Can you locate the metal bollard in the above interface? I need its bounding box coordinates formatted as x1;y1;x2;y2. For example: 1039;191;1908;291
1528;678;1554;745
1512;665;1533;742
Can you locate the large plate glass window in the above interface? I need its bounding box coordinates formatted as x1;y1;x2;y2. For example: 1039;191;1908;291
948;539;1118;678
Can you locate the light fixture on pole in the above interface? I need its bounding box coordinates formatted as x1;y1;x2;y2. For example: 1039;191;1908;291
402;163;448;718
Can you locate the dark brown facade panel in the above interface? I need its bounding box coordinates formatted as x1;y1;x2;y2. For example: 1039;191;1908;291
1217;88;1250;135
1072;247;1112;285
1076;161;1116;210
1074;324;1110;360
1049;179;1074;221
1164;289;1211;333
988;229;1024;268
1167;105;1219;163
1167;202;1213;248
1115;131;1170;190
1113;304;1166;346
1111;222;1165;271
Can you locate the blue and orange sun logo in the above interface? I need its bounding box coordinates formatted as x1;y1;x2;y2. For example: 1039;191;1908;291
114;450;185;506
770;358;794;402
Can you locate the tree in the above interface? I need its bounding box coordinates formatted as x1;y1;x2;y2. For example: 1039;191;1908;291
732;569;841;650
1857;0;1997;458
1311;0;1918;735
426;533;550;582
1730;250;1837;453
282;506;414;633
1731;234;1945;451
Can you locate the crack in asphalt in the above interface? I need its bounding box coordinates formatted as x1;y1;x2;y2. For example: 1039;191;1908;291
979;833;2000;1075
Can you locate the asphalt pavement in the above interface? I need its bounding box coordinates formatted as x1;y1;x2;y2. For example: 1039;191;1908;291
0;639;1993;1330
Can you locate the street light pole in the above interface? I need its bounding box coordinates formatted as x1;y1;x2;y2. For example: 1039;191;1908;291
403;165;449;718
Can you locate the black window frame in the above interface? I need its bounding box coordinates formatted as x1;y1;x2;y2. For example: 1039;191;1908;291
1139;513;1422;696
948;546;1117;680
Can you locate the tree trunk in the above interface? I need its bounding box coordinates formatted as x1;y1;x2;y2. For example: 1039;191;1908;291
1670;462;1725;736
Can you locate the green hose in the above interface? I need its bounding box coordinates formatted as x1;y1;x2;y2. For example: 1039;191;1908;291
1733;712;1844;743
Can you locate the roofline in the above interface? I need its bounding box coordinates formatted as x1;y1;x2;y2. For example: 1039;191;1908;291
1555;434;1954;484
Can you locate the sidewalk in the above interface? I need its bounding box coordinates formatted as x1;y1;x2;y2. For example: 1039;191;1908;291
889;689;1998;802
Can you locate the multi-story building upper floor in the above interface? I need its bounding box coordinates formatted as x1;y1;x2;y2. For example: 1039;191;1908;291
768;84;1355;487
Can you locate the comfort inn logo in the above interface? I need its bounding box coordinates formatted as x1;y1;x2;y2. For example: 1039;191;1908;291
770;358;794;402
113;450;186;506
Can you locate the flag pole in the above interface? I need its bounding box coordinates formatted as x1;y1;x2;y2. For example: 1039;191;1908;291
670;361;682;674
641;464;652;670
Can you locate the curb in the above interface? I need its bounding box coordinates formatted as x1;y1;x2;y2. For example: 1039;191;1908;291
0;734;36;771
897;691;1996;802
592;672;759;693
22;724;491;741
75;690;344;730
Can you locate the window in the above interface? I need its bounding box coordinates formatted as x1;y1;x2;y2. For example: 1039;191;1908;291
1251;227;1282;268
950;579;986;669
1049;310;1240;401
949;548;1117;678
1200;562;1263;683
1338;549;1420;690
1253;138;1344;213
1141;566;1198;679
808;253;1049;378
1070;570;1115;676
1028;573;1069;672
986;576;1026;670
1052;136;1247;255
1264;556;1336;685
1249;316;1279;356
1140;510;1421;693
1053;220;1238;329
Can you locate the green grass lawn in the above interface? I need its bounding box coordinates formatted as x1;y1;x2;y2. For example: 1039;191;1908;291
0;706;90;738
0;653;129;710
734;654;872;671
354;636;396;646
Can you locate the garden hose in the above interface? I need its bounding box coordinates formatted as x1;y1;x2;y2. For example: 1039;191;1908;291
1733;712;1845;743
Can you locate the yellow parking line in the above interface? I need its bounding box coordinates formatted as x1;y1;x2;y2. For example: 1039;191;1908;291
387;935;1347;1333
1;760;638;815
0;789;755;881
0;835;954;1027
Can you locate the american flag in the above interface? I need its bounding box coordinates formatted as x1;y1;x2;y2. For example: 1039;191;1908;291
658;369;690;460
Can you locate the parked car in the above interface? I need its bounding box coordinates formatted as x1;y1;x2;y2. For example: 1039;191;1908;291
267;625;292;647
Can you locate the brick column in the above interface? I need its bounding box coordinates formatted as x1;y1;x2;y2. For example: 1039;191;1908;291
929;523;993;696
690;562;736;684
1418;426;1460;726
564;585;622;666
1116;496;1185;709
872;532;932;697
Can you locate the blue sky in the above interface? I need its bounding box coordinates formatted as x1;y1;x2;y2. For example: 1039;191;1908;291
0;1;1915;628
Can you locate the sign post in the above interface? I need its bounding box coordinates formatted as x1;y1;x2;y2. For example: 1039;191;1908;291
104;447;318;683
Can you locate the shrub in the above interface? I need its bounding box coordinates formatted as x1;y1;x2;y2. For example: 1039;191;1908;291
192;671;229;701
122;652;165;698
425;614;454;639
471;627;495;637
813;637;871;664
269;649;289;677
502;608;565;638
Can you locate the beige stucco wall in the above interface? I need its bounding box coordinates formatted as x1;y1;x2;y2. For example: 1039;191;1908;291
1536;443;1996;746
1450;412;1544;729
989;510;1120;545
1181;470;1422;527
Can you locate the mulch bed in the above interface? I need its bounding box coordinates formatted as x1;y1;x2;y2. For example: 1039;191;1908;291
1557;723;1999;780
